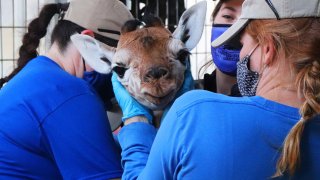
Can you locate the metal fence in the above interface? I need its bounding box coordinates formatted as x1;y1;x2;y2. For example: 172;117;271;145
0;0;214;79
120;0;186;33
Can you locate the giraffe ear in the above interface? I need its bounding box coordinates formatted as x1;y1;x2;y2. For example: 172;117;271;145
70;33;116;74
173;1;207;51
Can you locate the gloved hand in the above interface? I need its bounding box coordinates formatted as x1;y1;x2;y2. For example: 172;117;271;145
111;73;153;123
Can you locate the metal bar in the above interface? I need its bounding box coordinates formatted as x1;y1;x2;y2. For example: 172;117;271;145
155;0;159;17
134;0;139;18
167;0;175;32
166;0;168;27
24;0;26;28
13;0;15;69
0;0;3;77
176;0;179;28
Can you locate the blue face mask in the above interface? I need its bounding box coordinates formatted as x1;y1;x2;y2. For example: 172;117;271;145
83;71;114;110
211;24;241;76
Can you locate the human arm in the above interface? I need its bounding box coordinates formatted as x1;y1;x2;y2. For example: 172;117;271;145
112;73;157;179
117;93;190;180
41;93;122;179
119;90;229;179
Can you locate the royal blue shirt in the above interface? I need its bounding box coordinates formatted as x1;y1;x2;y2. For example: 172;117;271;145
119;90;320;179
0;56;122;179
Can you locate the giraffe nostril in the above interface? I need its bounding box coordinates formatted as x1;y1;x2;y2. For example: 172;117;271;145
145;67;169;80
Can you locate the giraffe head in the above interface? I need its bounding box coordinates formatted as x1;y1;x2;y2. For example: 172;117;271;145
71;1;207;110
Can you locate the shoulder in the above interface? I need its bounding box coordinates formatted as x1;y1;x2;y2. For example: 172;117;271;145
173;90;252;111
165;90;279;130
26;56;95;96
163;90;258;132
3;56;100;120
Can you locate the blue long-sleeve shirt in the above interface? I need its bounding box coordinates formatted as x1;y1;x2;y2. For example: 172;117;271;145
119;90;320;179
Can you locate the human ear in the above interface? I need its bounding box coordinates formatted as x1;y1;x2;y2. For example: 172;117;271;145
262;36;276;66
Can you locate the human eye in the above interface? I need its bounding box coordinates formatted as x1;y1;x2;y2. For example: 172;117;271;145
222;14;234;20
221;13;236;23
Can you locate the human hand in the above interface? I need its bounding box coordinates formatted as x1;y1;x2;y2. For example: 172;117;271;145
111;73;153;124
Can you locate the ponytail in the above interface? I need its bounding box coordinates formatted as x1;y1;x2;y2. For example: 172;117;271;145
275;59;320;176
0;3;62;88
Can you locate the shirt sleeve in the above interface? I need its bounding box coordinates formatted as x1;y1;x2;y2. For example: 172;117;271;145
118;102;186;180
118;123;157;180
41;93;122;179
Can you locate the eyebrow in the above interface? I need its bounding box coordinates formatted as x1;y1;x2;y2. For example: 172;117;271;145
221;6;237;12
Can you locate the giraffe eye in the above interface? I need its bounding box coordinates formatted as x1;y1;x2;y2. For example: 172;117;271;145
112;66;128;78
176;49;191;65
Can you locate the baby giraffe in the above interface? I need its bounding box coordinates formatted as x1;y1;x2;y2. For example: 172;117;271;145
71;1;207;123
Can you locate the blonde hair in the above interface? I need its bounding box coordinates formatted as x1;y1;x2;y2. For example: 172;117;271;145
245;18;320;177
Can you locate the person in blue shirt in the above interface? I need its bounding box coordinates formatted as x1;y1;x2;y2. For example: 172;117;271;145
0;0;133;179
112;0;320;179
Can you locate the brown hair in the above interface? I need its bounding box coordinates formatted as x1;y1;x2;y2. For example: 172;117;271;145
245;18;320;177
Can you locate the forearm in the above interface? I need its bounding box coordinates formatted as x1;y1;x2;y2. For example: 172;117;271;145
118;121;157;180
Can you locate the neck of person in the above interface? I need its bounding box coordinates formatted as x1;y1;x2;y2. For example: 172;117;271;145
256;71;304;109
46;43;66;69
216;68;237;95
45;42;80;77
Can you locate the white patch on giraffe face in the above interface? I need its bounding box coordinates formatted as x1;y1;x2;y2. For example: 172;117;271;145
112;37;187;110
111;49;132;85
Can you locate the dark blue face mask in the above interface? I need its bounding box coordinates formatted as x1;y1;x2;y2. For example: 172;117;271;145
83;71;114;110
211;24;242;76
